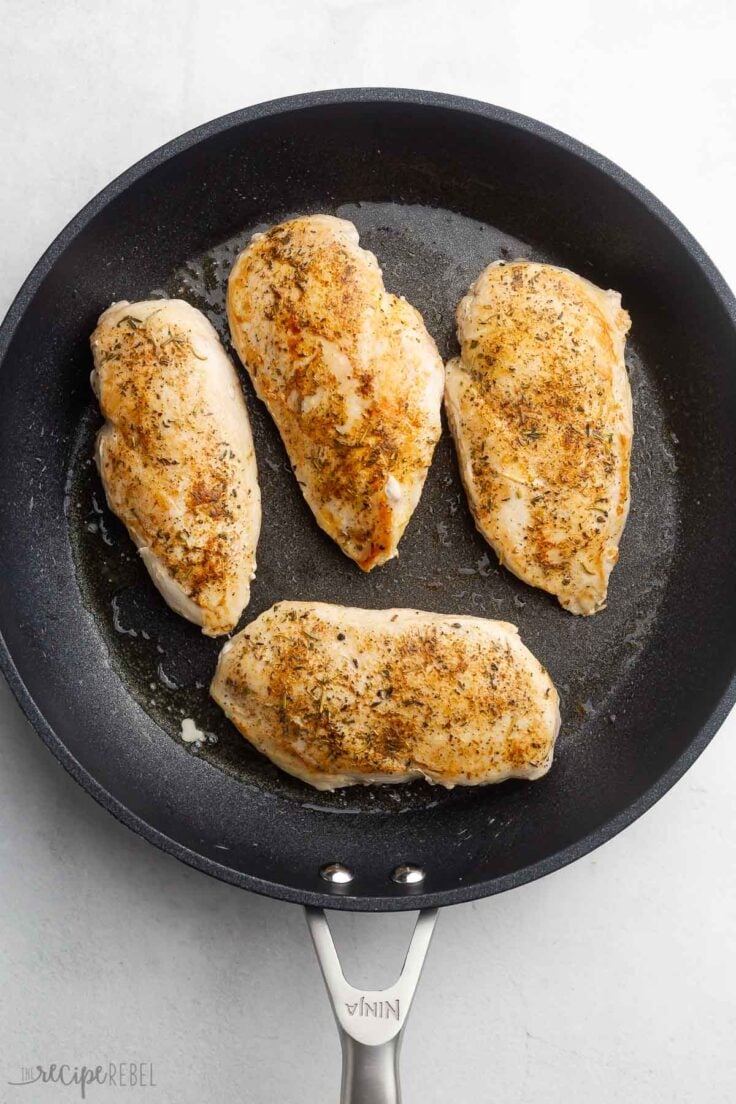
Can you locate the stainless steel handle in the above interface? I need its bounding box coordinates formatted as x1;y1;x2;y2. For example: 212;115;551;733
305;907;438;1104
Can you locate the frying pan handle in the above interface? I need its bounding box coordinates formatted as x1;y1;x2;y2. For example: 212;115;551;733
305;907;438;1104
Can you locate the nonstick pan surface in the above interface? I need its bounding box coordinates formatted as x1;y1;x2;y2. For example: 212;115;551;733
1;89;735;910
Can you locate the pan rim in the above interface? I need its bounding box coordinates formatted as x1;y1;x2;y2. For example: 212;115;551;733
1;86;735;912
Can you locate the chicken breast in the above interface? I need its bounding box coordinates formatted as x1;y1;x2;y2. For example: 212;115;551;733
227;215;444;570
211;601;560;790
446;261;632;615
90;299;261;636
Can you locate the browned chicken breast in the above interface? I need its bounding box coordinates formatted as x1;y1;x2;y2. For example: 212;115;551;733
91;299;261;636
445;261;632;615
211;601;560;790
227;215;444;570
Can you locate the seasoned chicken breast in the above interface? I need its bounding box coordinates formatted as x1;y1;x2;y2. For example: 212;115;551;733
446;261;632;615
227;215;444;570
211;601;560;790
91;299;261;636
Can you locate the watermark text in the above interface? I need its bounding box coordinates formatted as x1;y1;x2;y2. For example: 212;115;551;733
8;1063;156;1098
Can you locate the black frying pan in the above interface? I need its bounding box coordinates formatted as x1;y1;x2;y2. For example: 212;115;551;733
1;88;735;1100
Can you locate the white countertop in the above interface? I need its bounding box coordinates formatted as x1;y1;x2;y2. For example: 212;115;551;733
1;2;735;1101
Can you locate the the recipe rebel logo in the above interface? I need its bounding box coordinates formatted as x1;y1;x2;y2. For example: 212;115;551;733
7;1063;156;1098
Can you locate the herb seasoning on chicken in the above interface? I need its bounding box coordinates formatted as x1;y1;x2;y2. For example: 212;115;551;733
227;215;444;570
211;602;560;790
91;299;261;636
445;261;632;615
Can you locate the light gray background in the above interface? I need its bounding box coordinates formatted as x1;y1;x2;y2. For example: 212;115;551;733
1;1;735;1101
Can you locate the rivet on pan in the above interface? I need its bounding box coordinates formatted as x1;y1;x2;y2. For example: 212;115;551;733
320;862;354;885
391;864;425;886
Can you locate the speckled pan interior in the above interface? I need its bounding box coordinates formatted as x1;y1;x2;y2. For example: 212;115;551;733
1;91;735;909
